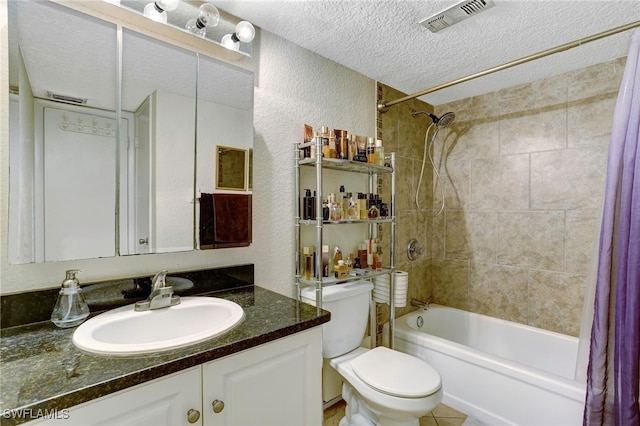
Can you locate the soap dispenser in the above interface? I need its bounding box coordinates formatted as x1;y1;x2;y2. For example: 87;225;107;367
51;270;90;328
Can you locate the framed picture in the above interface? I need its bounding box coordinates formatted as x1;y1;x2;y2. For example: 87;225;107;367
216;145;246;191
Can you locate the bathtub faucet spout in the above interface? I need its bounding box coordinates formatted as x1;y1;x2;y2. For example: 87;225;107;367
411;298;430;310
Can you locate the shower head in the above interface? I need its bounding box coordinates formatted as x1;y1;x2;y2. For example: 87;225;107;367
411;110;456;128
437;112;455;127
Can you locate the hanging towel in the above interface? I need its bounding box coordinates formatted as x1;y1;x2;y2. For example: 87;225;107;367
200;193;252;249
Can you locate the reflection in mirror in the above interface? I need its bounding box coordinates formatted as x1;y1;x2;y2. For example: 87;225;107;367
7;1;255;265
8;1;118;264
121;29;197;255
196;55;253;249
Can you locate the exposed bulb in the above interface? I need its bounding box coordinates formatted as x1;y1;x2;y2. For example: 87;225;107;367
221;33;239;51
221;21;255;51
185;3;220;38
143;0;179;23
235;21;255;43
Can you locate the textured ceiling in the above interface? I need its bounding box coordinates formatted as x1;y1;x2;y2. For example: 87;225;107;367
215;0;640;106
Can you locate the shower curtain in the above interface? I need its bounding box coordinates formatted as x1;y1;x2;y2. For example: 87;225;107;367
583;28;640;426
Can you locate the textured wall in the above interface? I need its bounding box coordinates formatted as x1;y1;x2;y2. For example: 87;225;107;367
425;58;626;336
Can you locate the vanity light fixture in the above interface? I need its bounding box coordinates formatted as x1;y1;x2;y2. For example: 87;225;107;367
185;2;220;38
221;21;255;51
143;0;180;23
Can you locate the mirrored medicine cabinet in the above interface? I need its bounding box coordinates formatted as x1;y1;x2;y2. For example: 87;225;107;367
6;0;254;265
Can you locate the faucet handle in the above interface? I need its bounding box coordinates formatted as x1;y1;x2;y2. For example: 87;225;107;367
151;270;169;289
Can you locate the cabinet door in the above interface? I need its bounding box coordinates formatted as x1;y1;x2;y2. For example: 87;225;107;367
29;367;201;426
203;327;322;426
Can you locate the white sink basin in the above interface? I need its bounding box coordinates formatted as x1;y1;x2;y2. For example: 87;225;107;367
73;297;244;356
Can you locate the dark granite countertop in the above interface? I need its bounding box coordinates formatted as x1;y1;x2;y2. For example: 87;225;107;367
0;286;329;426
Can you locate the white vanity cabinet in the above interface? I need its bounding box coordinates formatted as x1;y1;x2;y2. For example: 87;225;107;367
28;367;201;426
27;328;322;426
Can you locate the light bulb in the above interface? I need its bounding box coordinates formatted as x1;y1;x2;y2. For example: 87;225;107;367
185;3;219;38
235;21;255;43
143;0;179;23
221;34;239;51
157;0;179;12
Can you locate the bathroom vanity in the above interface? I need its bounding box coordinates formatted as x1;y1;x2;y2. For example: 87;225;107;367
0;284;329;426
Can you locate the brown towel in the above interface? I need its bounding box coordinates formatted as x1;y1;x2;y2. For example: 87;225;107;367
200;193;252;249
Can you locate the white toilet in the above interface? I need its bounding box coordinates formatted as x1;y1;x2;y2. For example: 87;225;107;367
301;280;443;426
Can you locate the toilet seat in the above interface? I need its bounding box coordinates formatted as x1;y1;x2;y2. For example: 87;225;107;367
350;346;441;398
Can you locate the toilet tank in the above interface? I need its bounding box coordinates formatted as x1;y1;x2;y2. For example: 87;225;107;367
301;280;373;358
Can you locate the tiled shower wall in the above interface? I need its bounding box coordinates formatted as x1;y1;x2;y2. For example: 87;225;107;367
378;57;626;337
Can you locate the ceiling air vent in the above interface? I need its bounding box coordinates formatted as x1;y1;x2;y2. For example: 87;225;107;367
47;91;87;105
420;0;495;33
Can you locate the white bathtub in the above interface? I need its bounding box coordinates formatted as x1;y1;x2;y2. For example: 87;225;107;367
386;304;586;425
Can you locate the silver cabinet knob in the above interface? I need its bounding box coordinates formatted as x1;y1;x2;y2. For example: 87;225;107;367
212;399;225;413
187;409;200;423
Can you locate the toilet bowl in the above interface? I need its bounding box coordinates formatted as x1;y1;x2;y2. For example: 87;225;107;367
331;347;443;426
300;281;444;426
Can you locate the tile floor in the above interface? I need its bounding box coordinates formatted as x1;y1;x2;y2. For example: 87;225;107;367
323;399;469;426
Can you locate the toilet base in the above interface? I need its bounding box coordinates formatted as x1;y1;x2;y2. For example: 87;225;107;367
338;382;420;426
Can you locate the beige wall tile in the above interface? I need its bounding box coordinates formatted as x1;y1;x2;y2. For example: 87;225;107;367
469;261;529;324
470;154;530;210
497;211;565;270
431;258;469;310
565;209;600;274
500;107;567;154
445;211;498;262
528;270;586;336
567;93;616;148
438;120;500;162
530;147;608;210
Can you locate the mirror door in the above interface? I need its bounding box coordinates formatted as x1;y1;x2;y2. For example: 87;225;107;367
8;0;118;263
121;29;197;255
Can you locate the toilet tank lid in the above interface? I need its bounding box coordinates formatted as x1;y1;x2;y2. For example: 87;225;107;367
300;280;373;303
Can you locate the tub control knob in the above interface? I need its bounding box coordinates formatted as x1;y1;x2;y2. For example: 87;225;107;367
407;239;423;261
187;409;200;423
212;399;225;413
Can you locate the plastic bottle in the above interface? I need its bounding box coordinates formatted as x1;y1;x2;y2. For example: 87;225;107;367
376;139;385;166
367;137;376;164
51;270;90;328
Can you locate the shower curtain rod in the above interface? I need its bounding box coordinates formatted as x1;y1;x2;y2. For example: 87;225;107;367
377;19;640;112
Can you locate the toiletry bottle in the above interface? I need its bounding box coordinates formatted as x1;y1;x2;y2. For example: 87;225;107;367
311;131;320;159
303;124;313;158
358;193;368;219
333;246;343;275
329;130;337;158
367;137;376;164
376;139;385;166
303;246;315;279
348;134;357;161
302;189;311;220
335;260;348;279
321;126;330;158
347;192;359;220
322;245;330;277
51;270;90;328
366;239;374;269
337;130;348;159
322;198;330;220
358;243;368;268
329;193;343;221
367;193;380;219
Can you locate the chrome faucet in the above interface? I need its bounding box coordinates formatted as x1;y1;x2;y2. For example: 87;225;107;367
134;270;181;311
410;298;430;310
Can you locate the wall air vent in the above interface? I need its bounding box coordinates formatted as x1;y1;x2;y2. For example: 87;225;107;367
420;0;495;33
47;91;87;105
